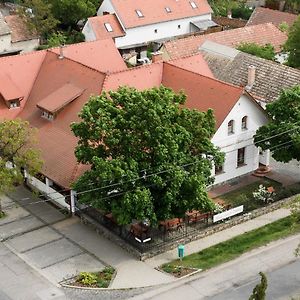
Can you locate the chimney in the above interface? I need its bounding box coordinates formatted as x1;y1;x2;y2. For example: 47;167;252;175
246;65;256;91
227;9;232;19
151;51;163;63
58;45;64;59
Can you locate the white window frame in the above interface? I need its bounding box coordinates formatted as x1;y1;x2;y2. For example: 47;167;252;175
228;120;234;135
190;1;198;9
135;9;144;17
104;23;113;32
165;7;171;13
241;116;248;130
237;147;246;167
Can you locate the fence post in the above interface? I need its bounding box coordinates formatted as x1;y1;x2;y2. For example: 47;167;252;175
70;190;76;216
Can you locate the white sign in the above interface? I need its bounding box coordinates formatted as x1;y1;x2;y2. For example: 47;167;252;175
213;205;244;223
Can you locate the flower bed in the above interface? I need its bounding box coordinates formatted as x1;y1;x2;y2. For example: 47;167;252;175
69;267;115;288
160;264;199;278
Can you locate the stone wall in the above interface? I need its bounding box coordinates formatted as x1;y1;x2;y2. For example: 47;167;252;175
79;194;298;261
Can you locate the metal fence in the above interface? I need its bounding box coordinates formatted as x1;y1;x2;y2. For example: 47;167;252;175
77;205;217;253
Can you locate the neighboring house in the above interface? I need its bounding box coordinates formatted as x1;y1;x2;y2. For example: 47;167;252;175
247;7;298;28
0;39;268;209
199;40;300;105
0;12;39;56
83;0;218;57
162;23;287;59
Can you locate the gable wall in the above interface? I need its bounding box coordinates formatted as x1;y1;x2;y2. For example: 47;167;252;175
212;94;268;184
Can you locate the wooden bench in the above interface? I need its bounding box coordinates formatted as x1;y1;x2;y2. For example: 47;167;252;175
186;210;210;224
159;218;184;233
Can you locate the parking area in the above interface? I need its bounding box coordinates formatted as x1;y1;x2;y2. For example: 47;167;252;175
0;190;105;284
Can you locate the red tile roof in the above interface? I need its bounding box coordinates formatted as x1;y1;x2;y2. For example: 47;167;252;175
36;83;84;114
109;0;212;29
247;7;298;28
5;15;38;42
164;23;287;59
162;63;243;128
50;39;127;73
167;53;214;78
88;14;125;40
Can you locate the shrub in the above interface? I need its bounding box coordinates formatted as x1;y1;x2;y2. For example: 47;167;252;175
237;42;276;60
253;185;275;204
78;272;98;286
232;5;253;20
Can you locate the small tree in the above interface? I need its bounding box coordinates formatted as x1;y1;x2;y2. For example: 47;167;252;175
249;272;268;300
0;119;43;212
254;85;300;163
71;86;223;225
237;43;276;61
284;15;300;68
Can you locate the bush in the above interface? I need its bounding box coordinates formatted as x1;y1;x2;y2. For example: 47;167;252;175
78;272;98;286
232;5;253;20
253;185;275;204
237;42;276;61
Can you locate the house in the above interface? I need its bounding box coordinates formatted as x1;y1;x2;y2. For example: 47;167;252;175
198;40;300;106
246;7;298;28
83;0;218;58
0;12;39;56
162;23;287;59
0;40;268;210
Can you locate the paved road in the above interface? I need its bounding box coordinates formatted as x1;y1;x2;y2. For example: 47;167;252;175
132;234;300;300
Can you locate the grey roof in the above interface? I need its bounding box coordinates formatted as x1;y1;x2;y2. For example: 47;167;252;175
0;12;10;36
191;19;218;30
200;42;300;103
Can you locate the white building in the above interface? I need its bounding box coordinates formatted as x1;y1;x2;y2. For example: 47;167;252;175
83;0;217;57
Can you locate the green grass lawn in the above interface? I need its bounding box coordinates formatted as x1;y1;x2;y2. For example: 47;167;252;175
219;178;282;212
161;216;300;273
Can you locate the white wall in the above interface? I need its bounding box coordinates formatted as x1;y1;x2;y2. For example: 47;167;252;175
12;39;40;53
97;0;211;49
26;175;70;210
211;95;268;185
82;20;97;41
114;14;211;49
0;34;11;53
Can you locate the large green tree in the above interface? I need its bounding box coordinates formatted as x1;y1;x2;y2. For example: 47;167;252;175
284;15;300;68
18;0;59;38
0;119;43;211
49;0;99;28
254;85;300;162
71;86;223;225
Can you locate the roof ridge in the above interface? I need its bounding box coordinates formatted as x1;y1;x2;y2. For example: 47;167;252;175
164;61;244;91
109;61;163;75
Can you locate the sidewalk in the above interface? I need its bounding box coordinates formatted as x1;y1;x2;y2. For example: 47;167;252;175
2;186;294;290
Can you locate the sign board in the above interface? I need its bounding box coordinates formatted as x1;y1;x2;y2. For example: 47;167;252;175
213;205;244;223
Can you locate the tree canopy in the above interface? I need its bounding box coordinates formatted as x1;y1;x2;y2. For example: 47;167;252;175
254;85;300;162
71;86;223;225
284;15;300;68
237;43;276;61
0;119;43;196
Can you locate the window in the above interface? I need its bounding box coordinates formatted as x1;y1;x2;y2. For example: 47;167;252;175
104;23;113;32
41;110;54;121
241;116;248;130
237;147;246;167
178;24;181;29
9;100;20;108
228;120;234;135
135;9;144;17
190;1;198;8
215;164;224;175
165;7;171;13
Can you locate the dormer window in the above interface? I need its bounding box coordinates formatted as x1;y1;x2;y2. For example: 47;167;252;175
9;100;20;109
36;83;84;121
190;1;198;8
228;120;234;135
41;110;54;121
104;23;113;32
165;7;171;13
135;9;144;17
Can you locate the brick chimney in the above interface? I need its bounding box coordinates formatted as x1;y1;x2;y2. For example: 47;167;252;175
151;51;163;63
58;45;64;59
246;65;256;91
